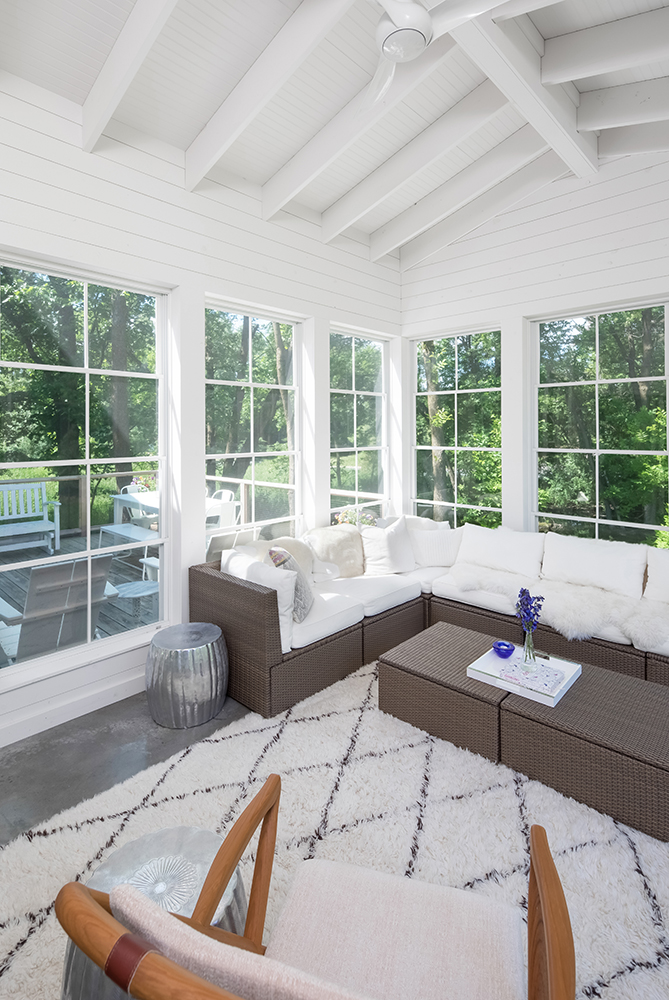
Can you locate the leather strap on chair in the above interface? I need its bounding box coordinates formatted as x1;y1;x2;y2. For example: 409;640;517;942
104;932;160;992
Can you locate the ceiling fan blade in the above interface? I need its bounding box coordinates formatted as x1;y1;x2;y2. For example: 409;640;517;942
429;0;510;38
358;58;396;115
375;0;423;27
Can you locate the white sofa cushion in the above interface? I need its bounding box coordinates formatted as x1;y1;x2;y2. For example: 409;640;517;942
303;524;364;578
111;885;363;1000
409;525;464;568
431;571;517;616
291;592;365;648
317;576;421;617
360;516;415;575
643;546;669;603
456;523;545;578
220;549;295;653
380;515;451;531
398;566;450;594
245;536;314;577
541;532;647;600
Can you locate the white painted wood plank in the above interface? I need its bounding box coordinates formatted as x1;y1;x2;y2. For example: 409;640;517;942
321;80;508;242
400;149;567;270
542;8;669;86
83;0;180;152
579;79;669;132
261;33;458;221
184;0;358;191
450;14;598;178
371;124;548;260
492;0;568;21
599;121;669;157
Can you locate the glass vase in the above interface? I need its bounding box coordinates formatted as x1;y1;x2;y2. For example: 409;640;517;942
521;629;537;672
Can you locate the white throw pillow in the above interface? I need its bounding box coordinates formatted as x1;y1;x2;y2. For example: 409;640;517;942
644;546;669;603
380;515;450;531
220;549;295;652
303;524;364;578
111;885;362;1000
455;523;545;578
360;516;416;576
541;532;647;600
243;537;314;577
410;526;464;567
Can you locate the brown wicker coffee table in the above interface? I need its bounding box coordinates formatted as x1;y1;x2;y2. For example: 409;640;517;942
378;621;509;761
379;621;669;841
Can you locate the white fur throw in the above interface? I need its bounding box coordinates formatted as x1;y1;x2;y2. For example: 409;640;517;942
303;524;364;578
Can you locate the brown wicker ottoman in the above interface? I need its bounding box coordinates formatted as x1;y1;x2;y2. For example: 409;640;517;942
378;622;509;761
500;665;669;842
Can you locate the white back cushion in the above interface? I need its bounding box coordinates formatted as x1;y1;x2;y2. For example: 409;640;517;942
541;532;647;599
641;546;669;602
456;524;545;578
111;885;364;1000
220;549;296;652
360;516;415;575
303;524;364;578
409;526;464;567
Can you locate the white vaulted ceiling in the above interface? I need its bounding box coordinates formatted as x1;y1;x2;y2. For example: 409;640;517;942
2;0;669;270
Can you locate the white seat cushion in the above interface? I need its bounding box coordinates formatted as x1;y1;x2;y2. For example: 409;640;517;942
266;860;524;1000
398;566;449;594
316;576;421;617
291;592;364;648
431;572;517;616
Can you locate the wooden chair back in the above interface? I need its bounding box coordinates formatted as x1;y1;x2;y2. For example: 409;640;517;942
56;774;281;1000
528;825;576;1000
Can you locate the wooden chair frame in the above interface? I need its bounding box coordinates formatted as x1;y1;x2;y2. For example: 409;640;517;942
55;774;281;1000
56;780;574;1000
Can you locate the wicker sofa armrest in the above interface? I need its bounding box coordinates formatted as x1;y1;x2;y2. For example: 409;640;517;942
189;562;284;672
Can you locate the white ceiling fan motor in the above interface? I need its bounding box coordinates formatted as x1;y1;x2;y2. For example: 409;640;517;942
376;1;433;63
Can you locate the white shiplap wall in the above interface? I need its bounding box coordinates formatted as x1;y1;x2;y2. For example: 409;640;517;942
0;77;401;745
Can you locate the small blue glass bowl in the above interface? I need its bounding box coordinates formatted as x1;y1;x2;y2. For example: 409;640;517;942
492;640;515;659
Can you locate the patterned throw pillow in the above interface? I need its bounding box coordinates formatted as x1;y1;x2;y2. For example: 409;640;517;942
268;547;314;623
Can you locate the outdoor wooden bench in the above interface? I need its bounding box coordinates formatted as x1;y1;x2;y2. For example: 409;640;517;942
0;482;61;556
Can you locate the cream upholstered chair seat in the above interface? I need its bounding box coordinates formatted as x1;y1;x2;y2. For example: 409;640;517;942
265;860;524;1000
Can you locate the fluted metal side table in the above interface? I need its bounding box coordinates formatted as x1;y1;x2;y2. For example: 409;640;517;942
146;622;228;728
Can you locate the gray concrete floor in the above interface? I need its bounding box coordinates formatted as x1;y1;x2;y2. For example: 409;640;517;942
0;692;249;847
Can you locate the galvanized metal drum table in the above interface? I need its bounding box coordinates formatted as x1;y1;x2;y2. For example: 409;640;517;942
146;622;228;728
60;825;247;1000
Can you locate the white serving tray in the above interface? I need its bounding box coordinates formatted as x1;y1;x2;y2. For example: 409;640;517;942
466;646;582;707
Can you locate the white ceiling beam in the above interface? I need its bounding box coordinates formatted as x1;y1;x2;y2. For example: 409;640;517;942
542;8;669;86
428;0;515;38
261;32;457;221
370;123;547;260
82;0;179;153
400;148;567;270
322;79;507;243
185;0;357;192
492;0;567;21
599;122;669;158
450;13;597;177
579;79;669;132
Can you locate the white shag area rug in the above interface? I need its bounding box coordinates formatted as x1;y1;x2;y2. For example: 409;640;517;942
2;664;669;1000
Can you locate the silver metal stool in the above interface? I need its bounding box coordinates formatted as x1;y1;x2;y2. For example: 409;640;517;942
146;622;228;728
60;825;247;1000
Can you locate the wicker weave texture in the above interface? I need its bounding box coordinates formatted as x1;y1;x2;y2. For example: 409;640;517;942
378;662;502;761
501;713;669;841
429;597;525;645
270;624;363;716
533;623;644;678
363;599;424;663
647;654;669;687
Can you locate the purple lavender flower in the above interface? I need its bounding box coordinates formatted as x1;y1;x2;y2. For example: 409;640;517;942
515;588;544;634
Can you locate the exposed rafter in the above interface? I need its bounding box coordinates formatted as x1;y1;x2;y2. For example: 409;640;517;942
542;7;669;86
491;0;567;21
599;122;669;158
82;0;179;153
322;80;507;244
428;0;517;38
450;13;597;178
185;0;357;192
261;32;458;221
400;149;567;270
370;124;547;260
579;79;669;132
